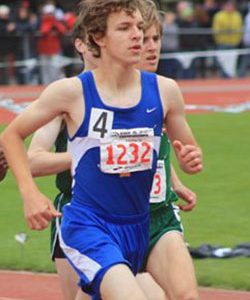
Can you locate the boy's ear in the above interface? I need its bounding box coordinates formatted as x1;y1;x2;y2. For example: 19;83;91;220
92;33;106;48
74;38;85;55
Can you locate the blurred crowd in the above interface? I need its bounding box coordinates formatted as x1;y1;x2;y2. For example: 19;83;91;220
159;0;250;79
0;0;250;85
0;0;78;85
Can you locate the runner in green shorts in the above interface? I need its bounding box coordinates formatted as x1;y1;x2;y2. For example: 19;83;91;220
148;132;183;254
134;5;199;300
27;3;201;300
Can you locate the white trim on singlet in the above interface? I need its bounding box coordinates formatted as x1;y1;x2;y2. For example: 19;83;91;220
68;136;99;174
51;193;64;259
154;136;161;155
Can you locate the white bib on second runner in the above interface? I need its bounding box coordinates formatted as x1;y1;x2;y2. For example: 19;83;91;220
150;160;166;203
100;128;154;174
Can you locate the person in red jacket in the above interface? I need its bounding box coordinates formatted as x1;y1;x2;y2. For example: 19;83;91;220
37;4;66;84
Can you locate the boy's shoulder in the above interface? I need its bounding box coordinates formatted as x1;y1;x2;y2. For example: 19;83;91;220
41;77;83;101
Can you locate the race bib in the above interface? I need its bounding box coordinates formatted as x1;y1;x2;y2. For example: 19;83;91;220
100;128;154;174
88;108;114;139
150;160;167;203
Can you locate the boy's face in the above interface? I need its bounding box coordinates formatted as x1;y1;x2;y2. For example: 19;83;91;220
97;9;144;66
136;24;161;72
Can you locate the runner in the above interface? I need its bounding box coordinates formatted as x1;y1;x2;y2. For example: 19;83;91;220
0;1;202;299
28;16;95;300
29;9;166;300
135;4;199;300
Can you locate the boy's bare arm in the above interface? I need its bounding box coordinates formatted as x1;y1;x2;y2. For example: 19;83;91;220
28;116;71;177
0;78;82;230
158;76;203;174
171;164;196;211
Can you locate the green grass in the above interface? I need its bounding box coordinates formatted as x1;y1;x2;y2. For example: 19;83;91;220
0;172;57;272
194;259;250;290
0;112;250;289
172;112;250;290
0;128;57;272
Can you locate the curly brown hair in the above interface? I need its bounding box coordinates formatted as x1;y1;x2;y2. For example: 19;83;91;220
140;0;163;36
78;0;145;58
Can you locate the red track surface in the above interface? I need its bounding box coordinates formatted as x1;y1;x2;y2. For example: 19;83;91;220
179;78;250;105
0;78;250;124
1;270;250;300
0;79;250;299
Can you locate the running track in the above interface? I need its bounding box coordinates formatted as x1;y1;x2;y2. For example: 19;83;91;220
0;78;250;299
0;78;250;124
1;270;250;300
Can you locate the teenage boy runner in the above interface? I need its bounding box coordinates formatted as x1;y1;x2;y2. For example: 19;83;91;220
135;4;199;300
28;8;197;300
27;19;96;300
1;1;202;299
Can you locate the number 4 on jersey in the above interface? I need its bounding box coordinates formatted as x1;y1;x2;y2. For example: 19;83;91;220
89;108;114;139
94;112;108;138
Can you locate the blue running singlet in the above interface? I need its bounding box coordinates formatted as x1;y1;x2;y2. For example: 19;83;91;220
67;70;163;216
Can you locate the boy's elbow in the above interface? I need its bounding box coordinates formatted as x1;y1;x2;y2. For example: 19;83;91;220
0;131;10;150
0;127;19;146
0;131;6;144
28;151;40;177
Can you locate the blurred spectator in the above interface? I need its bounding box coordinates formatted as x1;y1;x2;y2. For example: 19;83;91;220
194;4;210;47
203;0;220;26
238;2;250;77
212;1;243;78
46;0;65;21
177;3;199;78
63;11;77;31
37;3;66;84
161;12;179;53
62;11;77;77
15;4;39;84
176;1;190;17
202;0;220;77
157;12;182;79
0;4;16;84
194;4;211;78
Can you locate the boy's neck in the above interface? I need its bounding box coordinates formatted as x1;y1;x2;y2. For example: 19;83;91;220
96;60;137;88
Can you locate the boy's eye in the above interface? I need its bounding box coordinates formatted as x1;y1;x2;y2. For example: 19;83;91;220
118;27;128;31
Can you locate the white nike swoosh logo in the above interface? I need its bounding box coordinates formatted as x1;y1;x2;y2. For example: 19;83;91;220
146;107;157;113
